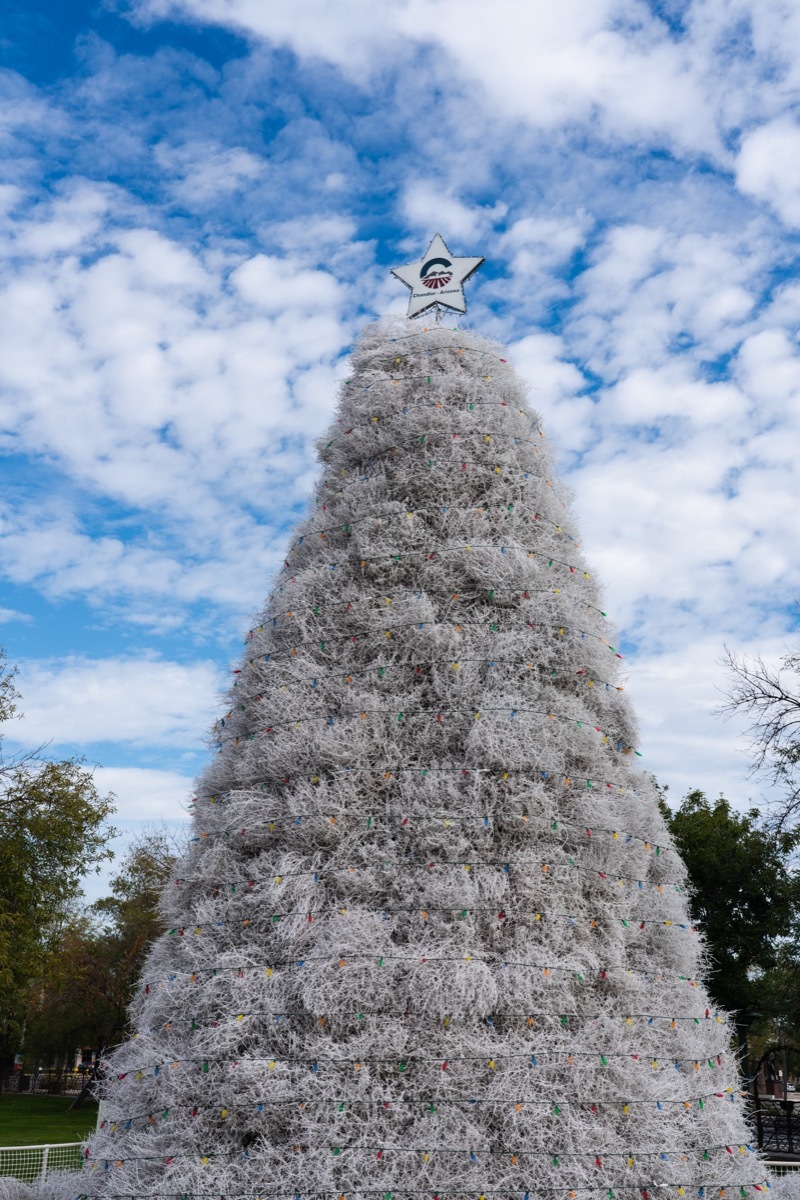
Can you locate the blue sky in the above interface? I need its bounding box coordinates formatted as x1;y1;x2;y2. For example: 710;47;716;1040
3;0;800;894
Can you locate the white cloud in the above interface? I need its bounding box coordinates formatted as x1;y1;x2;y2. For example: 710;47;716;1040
625;635;760;806
91;765;195;822
736;118;800;227
129;0;744;158
231;254;343;314
153;140;264;203
605;367;747;428
402;184;508;242
400;0;717;151
626;620;800;811
734;328;800;416
0;608;32;625
8;655;224;750
123;0;800;225
269;215;360;261
77;769;195;903
572;224;760;380
0;180;355;617
131;0;405;73
694;0;800;107
511;331;592;455
499;215;589;277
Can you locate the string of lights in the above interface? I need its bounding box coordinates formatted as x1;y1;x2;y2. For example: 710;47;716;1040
73;1187;772;1200
285;542;594;580
173;852;681;892
102;1049;731;1076
161;910;696;937
253;586;608;636
325;403;538;443
98;1085;749;1114
192;764;648;800
133;1008;725;1038
319;460;569;505
339;371;517;392
74;1185;777;1195
295;503;581;551
235;621;623;666
82;1145;755;1164
323;423;542;453
215;664;623;721
216;707;639;758
180;814;670;856
134;1008;729;1046
363;333;513;359
135;954;703;993
174;859;682;897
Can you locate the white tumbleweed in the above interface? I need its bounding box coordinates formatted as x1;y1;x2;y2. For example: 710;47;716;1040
6;319;786;1200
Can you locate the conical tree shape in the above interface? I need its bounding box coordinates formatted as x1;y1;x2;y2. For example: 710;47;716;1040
75;319;767;1200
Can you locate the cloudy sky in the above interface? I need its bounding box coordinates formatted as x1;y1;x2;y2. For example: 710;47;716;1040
2;0;800;890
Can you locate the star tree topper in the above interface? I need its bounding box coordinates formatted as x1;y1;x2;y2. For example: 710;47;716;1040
391;233;485;318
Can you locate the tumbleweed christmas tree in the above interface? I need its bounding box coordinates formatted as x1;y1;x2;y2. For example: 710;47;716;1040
74;238;769;1200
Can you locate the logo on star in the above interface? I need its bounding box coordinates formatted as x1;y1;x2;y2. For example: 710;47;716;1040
391;234;485;317
421;257;453;289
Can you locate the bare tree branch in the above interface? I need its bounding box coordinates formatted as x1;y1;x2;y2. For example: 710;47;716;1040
719;646;800;829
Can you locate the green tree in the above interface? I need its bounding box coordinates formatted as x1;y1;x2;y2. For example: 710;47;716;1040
0;651;116;1060
23;832;176;1066
88;830;176;1043
753;941;800;1045
21;910;104;1070
664;789;799;1059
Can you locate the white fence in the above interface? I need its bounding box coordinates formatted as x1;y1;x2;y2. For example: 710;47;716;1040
0;1145;797;1187
0;1142;83;1184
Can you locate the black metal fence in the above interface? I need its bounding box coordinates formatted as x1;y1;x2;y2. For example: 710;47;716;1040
753;1096;800;1156
752;1044;800;1159
0;1069;87;1095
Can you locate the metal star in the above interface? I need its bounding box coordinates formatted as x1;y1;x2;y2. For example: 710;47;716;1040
391;233;485;319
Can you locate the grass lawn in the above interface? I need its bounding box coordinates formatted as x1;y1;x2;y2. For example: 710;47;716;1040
0;1095;97;1147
